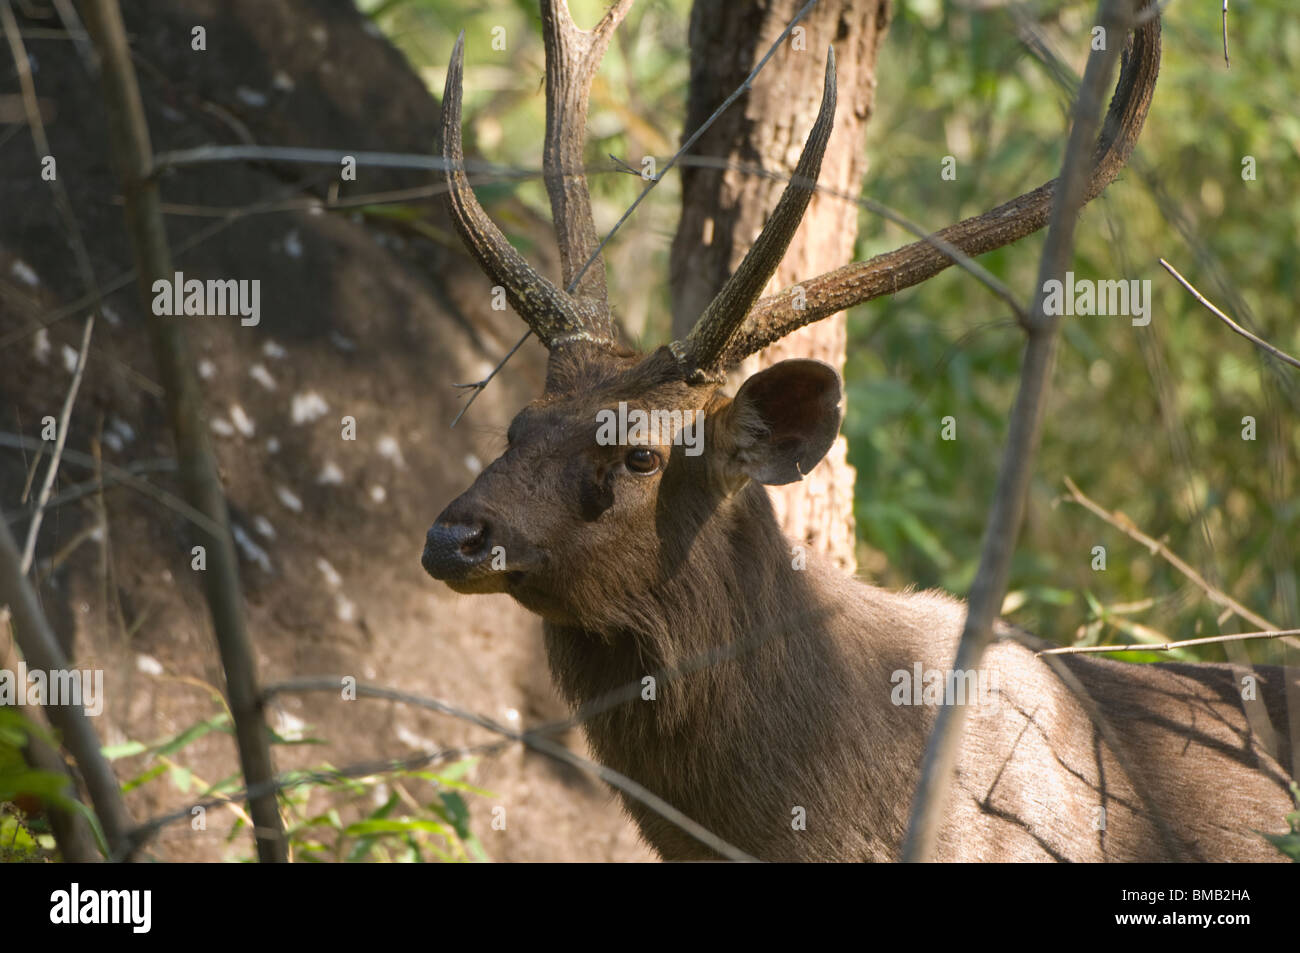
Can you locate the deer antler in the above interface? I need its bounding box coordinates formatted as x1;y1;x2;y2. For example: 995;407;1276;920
676;48;837;379
541;0;633;317
437;3;631;349
700;2;1161;372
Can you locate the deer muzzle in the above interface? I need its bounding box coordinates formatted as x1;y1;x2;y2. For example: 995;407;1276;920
422;519;490;579
422;496;543;594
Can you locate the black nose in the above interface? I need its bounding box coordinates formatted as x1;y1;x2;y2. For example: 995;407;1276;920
422;520;491;579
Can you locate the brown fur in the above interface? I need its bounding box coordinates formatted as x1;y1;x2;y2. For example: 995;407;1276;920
426;345;1296;862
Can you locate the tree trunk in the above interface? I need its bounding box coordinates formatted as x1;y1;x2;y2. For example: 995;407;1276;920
671;0;891;573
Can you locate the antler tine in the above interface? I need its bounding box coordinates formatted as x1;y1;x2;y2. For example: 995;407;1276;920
678;48;837;378
437;32;611;348
541;0;633;333
714;1;1162;369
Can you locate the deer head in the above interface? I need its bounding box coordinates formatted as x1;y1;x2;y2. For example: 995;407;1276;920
422;6;843;628
421;1;1159;633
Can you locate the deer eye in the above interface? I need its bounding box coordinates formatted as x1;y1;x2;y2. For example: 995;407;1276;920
624;447;661;475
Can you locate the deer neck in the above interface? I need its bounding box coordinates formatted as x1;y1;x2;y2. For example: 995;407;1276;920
544;485;905;753
538;483;937;858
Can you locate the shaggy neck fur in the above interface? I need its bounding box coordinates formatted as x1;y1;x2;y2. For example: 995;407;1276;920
542;481;944;860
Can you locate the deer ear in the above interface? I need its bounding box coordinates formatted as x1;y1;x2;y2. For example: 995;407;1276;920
726;359;843;486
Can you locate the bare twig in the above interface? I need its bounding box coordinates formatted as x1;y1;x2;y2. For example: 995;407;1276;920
133;149;1037;321
48;0;96;71
1063;472;1292;768
1159;258;1300;371
136;139;1032;430
2;0;108;580
0;0;100;301
1222;1;1230;69
81;0;286;862
450;329;532;428
0;170;333;355
151;143;524;177
1039;628;1300;656
902;0;1139;864
1062;475;1300;649
4;456;173;523
19;316;93;574
0;433;218;535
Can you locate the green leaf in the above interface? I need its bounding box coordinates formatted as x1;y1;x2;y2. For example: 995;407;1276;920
121;762;168;794
344;818;453;838
101;740;148;760
154;714;231;758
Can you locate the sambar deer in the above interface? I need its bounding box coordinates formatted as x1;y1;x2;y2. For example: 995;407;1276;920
422;1;1297;861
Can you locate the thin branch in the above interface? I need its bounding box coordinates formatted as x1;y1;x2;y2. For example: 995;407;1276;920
1062;475;1300;649
0;506;132;856
2;0;108;579
1038;627;1300;656
0;0;100;302
1222;1;1230;69
1159;258;1300;371
81;0;286;862
902;0;1139;864
20;316;93;574
151;143;531;177
450;329;532;428
0;433;218;536
4;456;173;524
48;0;96;72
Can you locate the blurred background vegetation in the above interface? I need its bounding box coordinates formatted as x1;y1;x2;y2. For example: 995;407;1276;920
360;0;1298;665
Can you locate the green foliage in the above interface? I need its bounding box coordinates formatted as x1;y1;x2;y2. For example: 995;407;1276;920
0;810;53;863
1259;781;1300;861
844;0;1299;663
0;707;107;860
100;705;490;863
274;757;492;863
